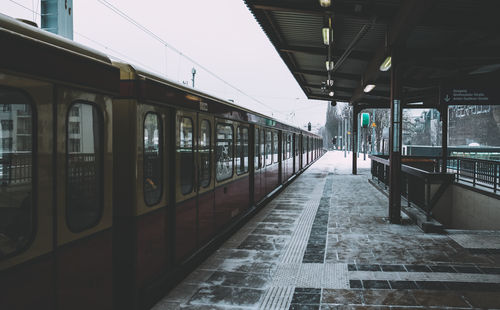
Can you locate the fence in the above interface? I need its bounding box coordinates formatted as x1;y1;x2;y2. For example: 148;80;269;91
446;157;499;194
0;153;32;185
370;155;454;219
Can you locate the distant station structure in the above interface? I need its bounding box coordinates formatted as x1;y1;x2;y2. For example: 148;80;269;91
41;0;73;39
244;0;500;223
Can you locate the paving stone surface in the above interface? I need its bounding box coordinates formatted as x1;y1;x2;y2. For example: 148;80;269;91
152;151;500;310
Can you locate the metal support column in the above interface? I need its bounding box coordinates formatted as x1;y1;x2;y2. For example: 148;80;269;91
352;106;359;175
344;117;347;157
441;103;448;173
389;49;402;224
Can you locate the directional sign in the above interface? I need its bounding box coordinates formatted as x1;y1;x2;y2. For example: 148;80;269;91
441;78;499;105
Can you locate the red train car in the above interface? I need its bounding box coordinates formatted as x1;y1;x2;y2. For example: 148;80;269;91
0;14;324;310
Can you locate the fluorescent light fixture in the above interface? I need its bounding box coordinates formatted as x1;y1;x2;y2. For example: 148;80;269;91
326;79;334;86
319;0;331;7
325;60;335;71
363;84;376;93
322;27;333;45
329;91;335;97
379;56;392;71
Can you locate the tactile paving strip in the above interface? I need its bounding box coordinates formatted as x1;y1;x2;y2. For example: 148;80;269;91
258;286;294;310
271;263;349;289
280;198;321;264
323;263;349;288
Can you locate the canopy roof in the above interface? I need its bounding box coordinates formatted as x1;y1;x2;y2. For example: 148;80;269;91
244;0;500;108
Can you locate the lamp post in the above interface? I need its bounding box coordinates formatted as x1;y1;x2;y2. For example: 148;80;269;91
191;67;197;88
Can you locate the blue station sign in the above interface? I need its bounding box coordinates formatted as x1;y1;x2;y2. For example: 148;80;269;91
441;79;499;105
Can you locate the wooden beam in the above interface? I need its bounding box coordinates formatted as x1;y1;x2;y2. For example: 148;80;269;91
350;0;435;105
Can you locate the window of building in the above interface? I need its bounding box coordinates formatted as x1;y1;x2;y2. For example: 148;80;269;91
68;138;80;153
0;88;34;259
216;123;233;181
66;102;103;232
236;126;248;175
199;120;211;188
70;106;79;117
1;104;11;112
2;137;13;150
68;122;80;134
143;113;162;206
1;120;13;131
179;117;194;195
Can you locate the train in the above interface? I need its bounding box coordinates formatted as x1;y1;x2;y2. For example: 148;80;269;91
0;14;324;310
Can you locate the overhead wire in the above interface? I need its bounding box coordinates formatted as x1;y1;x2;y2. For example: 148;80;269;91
7;0;317;121
6;0;163;75
95;0;287;117
8;0;39;16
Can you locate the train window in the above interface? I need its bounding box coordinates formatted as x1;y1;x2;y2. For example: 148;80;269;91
216;123;233;181
287;134;291;159
282;134;286;160
265;131;272;166
179;117;194;195
143;113;162;206
273;131;278;163
236;126;248;175
199;120;211;188
254;128;260;170
66;102;103;233
259;129;266;167
0;88;34;259
294;135;297;157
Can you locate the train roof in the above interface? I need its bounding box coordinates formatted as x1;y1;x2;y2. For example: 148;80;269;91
0;13;119;94
114;62;321;136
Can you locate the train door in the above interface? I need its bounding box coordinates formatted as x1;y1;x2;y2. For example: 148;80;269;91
300;134;304;169
281;131;285;183
175;110;197;262
253;126;262;203
0;75;55;309
196;114;215;246
55;86;114;310
293;133;296;174
306;137;311;166
174;110;215;262
133;104;171;297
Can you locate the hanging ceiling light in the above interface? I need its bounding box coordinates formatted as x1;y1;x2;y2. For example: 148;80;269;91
322;27;333;45
329;91;335;97
363;84;376;93
326;79;334;86
319;0;331;7
379;56;392;72
325;60;335;71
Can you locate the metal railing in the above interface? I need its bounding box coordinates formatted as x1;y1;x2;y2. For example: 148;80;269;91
445;157;499;194
370;155;454;219
0;153;32;185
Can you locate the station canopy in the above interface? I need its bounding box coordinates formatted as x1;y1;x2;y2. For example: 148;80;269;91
244;0;500;108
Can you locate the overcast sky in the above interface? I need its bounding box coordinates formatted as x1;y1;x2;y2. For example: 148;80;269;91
2;0;328;129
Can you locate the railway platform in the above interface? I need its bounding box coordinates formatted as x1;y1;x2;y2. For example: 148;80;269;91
152;151;500;310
